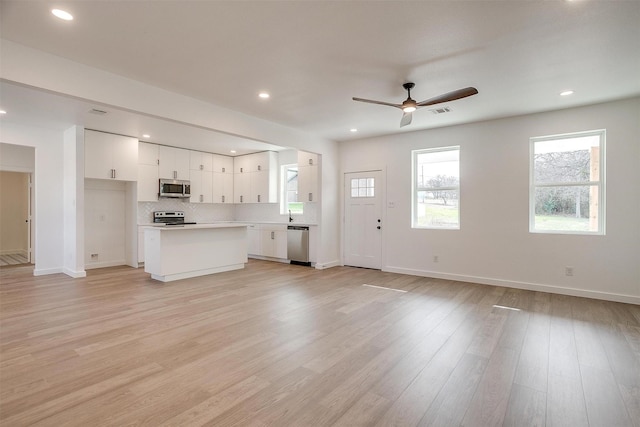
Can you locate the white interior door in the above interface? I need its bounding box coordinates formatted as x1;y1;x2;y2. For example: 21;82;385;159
344;170;383;269
27;173;33;263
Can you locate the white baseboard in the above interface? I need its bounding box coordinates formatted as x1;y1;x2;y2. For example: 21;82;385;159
85;260;126;270
33;267;63;276
315;259;341;270
63;267;87;278
248;255;290;264
383;266;640;305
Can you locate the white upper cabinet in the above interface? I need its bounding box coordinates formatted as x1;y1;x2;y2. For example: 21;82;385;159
298;151;319;167
212;154;233;174
158;146;190;180
212;171;233;203
190;151;213;172
211;154;234;203
139;141;159;166
233;154;251;174
297;150;319;202
85;130;138;181
233;152;278;203
189;151;213;204
137;142;159;202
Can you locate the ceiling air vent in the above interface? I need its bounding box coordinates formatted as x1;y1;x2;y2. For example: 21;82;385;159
429;106;451;115
88;108;108;115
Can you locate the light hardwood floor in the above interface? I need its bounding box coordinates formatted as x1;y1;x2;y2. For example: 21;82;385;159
1;260;639;426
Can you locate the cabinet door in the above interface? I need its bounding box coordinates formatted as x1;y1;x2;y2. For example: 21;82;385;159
234;155;250;174
260;229;276;257
298;151;319;166
190;151;213;172
298;164;318;202
252;152;274;172
159;146;190;179
233;172;250;203
213;171;233;203
137;228;145;264
85;131;113;179
213;155;234;174
138;164;159;201
190;169;203;203
201;170;213;203
158;146;176;179
112;135;138;181
139;142;159;166
85;130;137;181
274;230;288;259
175;148;191;179
251;170;269;203
247;226;260;255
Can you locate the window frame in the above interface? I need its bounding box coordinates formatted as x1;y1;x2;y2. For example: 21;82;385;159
280;163;303;215
411;146;461;230
529;129;606;235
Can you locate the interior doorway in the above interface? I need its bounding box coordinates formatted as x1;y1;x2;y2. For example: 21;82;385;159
343;170;383;269
0;171;33;266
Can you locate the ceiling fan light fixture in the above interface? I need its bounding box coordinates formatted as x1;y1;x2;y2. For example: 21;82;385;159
402;105;416;113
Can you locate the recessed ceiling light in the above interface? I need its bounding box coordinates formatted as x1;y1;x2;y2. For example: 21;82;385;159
230;150;237;154
560;90;574;96
142;134;151;138
52;9;73;21
0;110;6;115
258;92;270;99
350;128;358;132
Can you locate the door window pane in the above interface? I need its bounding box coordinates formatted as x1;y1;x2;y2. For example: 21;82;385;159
351;177;375;198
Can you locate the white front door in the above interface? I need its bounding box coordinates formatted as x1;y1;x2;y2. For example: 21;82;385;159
344;171;383;269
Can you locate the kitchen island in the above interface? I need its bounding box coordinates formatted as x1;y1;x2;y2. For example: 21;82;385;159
144;223;248;282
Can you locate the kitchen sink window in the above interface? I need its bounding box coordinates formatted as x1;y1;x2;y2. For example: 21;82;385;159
281;164;303;215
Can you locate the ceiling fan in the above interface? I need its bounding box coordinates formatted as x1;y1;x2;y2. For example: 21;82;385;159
352;83;478;127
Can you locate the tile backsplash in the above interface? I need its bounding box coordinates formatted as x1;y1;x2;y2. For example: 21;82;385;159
138;200;234;224
138;200;318;225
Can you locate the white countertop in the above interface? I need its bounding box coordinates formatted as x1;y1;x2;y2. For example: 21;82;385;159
139;221;317;227
142;223;248;231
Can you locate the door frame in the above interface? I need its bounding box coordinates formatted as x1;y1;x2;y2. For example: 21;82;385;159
341;168;385;269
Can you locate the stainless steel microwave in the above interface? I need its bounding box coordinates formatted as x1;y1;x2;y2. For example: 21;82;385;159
159;179;191;199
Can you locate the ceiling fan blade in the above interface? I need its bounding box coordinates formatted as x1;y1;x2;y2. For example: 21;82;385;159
400;112;412;127
352;97;402;109
416;87;478;107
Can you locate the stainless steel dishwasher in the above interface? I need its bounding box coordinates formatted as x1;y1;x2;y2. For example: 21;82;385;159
287;226;310;266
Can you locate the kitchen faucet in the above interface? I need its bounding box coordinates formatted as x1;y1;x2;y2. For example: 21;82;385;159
289;210;293;223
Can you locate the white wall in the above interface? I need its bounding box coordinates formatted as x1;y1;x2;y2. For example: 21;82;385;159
84;179;126;269
0;143;35;172
1;125;65;275
340;97;640;303
63;126;86;277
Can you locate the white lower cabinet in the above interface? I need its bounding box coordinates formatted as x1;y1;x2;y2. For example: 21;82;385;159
247;224;288;260
137;226;145;265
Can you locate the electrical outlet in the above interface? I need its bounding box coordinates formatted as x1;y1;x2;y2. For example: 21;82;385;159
565;266;574;277
91;253;98;259
433;255;439;263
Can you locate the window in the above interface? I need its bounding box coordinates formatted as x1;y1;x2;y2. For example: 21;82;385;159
412;146;460;229
530;130;605;234
351;177;375;198
281;164;303;215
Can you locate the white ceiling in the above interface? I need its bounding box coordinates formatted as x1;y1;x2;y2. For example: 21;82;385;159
1;0;639;148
